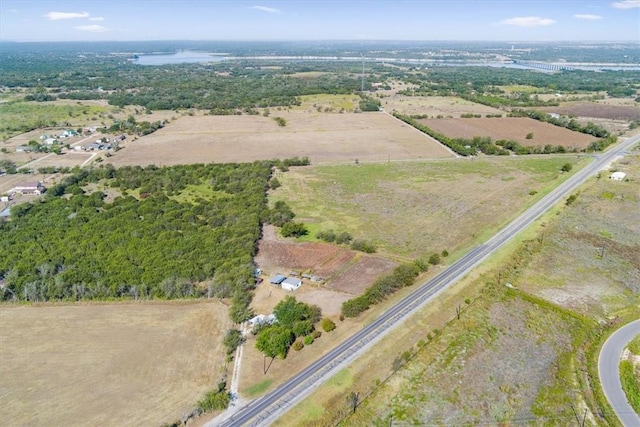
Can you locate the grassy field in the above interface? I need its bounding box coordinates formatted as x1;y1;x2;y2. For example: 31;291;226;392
0;301;230;427
271;156;584;259
380;94;504;117
0;101;113;141
276;152;639;426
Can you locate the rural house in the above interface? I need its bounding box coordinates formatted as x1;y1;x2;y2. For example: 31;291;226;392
10;182;45;195
281;277;302;292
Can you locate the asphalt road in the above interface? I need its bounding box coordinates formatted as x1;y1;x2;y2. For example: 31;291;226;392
599;319;640;427
220;134;640;426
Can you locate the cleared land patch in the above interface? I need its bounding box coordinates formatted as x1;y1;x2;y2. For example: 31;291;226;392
0;301;229;427
105;111;453;167
381;95;504;117
419;117;597;149
255;225;398;296
537;103;640;121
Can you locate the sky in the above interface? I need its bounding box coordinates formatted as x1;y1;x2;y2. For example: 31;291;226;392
1;0;639;42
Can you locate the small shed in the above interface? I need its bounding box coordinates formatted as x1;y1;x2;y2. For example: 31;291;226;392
281;277;302;292
269;274;286;285
610;172;626;181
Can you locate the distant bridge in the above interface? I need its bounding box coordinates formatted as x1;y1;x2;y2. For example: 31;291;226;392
512;60;575;71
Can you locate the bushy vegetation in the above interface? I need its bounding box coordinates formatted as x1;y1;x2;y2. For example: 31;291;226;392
620;360;640;415
0;161;310;324
196;382;231;412
342;261;429;318
255;296;321;359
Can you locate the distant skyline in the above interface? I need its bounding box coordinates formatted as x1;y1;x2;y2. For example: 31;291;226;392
1;0;639;42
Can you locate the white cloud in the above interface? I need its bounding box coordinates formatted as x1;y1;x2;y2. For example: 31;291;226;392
574;14;604;20
75;25;109;33
500;16;556;27
44;11;90;20
89;17;105;21
612;0;640;9
248;5;281;14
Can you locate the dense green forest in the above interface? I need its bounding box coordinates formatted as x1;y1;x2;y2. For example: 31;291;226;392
0;161;307;322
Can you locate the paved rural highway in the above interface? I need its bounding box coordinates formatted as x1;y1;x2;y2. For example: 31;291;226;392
220;134;640;426
599;319;640;427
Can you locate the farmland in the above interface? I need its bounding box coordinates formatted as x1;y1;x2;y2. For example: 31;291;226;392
381;93;505;118
0;301;230;427
537;101;640;121
419;117;598;150
271;156;584;258
105;111;453;167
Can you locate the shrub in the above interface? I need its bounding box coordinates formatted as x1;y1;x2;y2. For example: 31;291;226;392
561;163;573;172
292;320;314;337
292;340;304;351
312;330;322;339
428;253;441;265
441;249;449;258
223;329;244;355
321;318;336;332
303;335;314;345
566;194;578;205
350;239;377;253
281;221;308;237
526;132;534;139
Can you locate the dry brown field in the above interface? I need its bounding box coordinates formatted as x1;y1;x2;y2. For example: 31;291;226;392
537;103;640;121
421;117;597;149
0;301;230;427
105;111;453;167
381;95;504;117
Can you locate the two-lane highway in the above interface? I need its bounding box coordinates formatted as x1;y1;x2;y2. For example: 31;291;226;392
219;134;639;426
599;319;640;427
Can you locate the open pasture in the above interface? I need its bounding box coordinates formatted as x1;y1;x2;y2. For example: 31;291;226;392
381;95;504;117
421;117;597;149
0;301;230;427
105;111;453;166
271;156;584;258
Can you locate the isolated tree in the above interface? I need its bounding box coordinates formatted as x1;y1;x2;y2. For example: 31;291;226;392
255;325;294;359
347;391;360;413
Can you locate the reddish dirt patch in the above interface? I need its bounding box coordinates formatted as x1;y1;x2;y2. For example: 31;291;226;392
255;226;397;296
256;226;340;272
420;117;597;149
313;250;356;277
537;103;640;121
328;256;399;295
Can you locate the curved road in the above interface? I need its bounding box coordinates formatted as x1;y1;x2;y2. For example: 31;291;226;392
599;319;640;427
219;134;640;426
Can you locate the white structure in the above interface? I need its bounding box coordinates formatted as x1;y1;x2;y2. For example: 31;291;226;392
10;182;45;195
248;313;277;328
281;277;302;292
610;172;626;181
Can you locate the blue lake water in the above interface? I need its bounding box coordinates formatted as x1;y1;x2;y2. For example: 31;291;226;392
134;51;226;65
